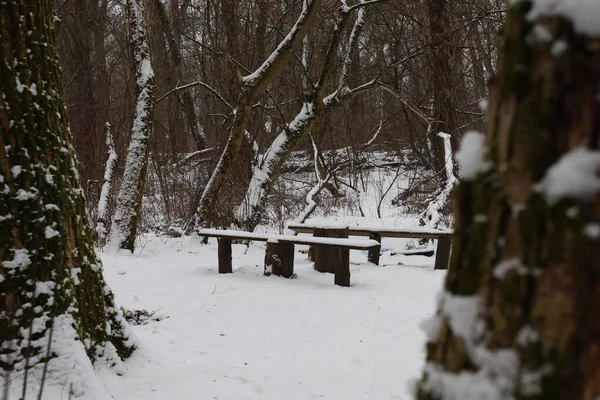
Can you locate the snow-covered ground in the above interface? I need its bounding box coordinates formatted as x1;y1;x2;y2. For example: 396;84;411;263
5;166;447;399
93;232;444;400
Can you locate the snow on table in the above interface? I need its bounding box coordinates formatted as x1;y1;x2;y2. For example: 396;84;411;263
198;228;380;249
287;222;454;238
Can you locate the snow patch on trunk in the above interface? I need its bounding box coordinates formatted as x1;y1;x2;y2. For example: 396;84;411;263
534;146;600;204
455;131;491;180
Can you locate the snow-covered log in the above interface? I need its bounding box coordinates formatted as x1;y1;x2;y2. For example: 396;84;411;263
96;122;117;247
107;0;155;252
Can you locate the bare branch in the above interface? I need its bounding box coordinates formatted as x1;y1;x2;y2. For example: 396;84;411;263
156;80;232;110
243;0;323;97
347;0;392;12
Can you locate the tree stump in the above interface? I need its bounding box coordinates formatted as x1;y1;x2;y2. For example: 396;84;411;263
368;233;381;265
313;227;348;273
265;241;295;278
218;238;233;273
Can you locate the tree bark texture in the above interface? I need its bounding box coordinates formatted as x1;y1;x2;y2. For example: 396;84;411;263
0;0;133;373
417;3;600;399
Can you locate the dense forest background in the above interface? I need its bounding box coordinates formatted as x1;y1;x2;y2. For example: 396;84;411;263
55;0;505;238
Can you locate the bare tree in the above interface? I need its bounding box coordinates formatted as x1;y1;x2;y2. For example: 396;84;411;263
235;4;377;231
190;0;323;229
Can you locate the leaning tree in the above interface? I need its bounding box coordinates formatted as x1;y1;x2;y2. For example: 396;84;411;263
417;1;600;399
0;0;133;393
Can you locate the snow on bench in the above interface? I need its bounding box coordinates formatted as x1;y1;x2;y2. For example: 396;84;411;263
198;228;271;242
286;222;454;270
198;229;379;249
197;228;380;287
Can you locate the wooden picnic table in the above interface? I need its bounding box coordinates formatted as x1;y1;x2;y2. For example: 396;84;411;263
286;222;454;270
198;228;379;287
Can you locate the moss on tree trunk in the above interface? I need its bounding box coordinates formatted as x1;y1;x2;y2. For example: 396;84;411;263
0;0;133;374
417;2;600;399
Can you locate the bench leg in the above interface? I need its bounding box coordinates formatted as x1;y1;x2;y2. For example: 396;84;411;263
314;228;348;273
265;242;295;278
218;238;233;274
368;233;381;265
434;237;451;270
307;245;315;261
334;248;351;287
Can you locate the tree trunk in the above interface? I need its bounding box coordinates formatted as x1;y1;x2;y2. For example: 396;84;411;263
191;0;323;230
426;0;457;175
234;6;365;232
108;0;156;252
417;3;600;399
96;122;118;247
0;0;133;379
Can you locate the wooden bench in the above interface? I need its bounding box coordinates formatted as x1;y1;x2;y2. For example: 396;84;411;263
286;222;454;270
198;228;380;287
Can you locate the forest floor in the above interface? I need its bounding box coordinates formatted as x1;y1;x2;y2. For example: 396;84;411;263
93;217;445;400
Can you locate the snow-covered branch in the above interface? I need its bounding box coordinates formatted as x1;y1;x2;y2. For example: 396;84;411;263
243;0;323;97
422;132;458;228
235;3;382;231
337;8;366;95
155;80;232;110
295;136;338;224
191;0;324;230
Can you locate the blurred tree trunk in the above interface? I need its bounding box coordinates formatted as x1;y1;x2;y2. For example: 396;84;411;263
417;3;600;399
0;0;133;375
